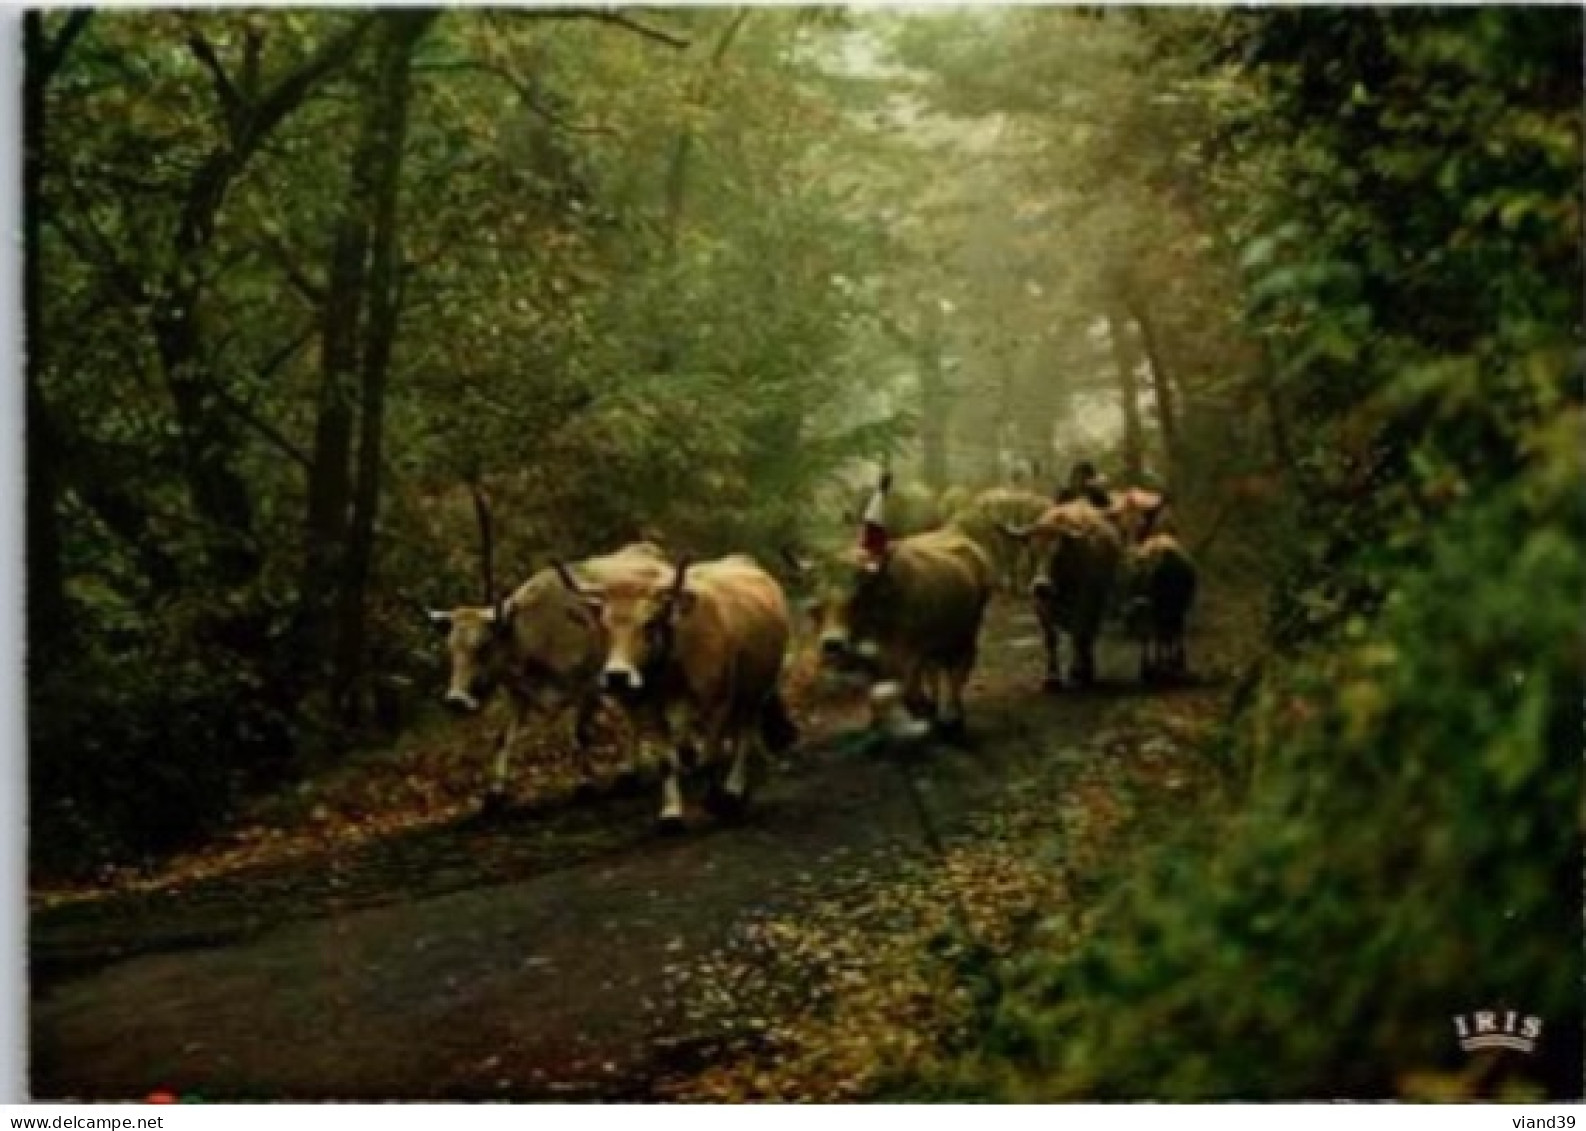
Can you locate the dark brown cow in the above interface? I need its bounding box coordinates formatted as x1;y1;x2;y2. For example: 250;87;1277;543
427;542;670;801
1122;533;1198;683
806;529;993;738
559;554;794;828
1001;500;1123;689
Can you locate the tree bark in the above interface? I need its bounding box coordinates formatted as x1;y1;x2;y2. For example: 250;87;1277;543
330;11;436;724
1127;298;1180;482
154;15;376;585
916;301;950;492
23;13;80;661
1106;307;1144;481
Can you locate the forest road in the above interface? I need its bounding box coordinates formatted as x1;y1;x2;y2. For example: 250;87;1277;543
31;595;1239;1100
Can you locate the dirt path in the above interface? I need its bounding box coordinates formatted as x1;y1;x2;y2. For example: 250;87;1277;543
31;595;1250;1100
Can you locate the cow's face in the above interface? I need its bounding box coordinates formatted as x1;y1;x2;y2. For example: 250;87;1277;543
592;580;695;696
426;607;510;713
810;551;890;669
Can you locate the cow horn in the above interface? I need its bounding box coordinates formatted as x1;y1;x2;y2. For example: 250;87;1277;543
551;559;588;596
468;479;496;607
998;520;1034;542
780;545;814;578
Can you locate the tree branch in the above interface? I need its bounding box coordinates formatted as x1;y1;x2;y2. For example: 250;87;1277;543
256;230;326;305
242;14;380;152
413;59;616;135
507;7;690;49
186;30;243;137
210;382;312;469
43;214;146;309
36;11;92;86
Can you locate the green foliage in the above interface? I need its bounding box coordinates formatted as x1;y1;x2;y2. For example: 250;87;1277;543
31;9;916;875
906;7;1583;1099
951;415;1581;1099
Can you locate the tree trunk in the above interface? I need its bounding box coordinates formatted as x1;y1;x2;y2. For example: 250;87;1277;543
1128;299;1180;482
300;201;367;669
663;9;752;258
917;301;950;492
331;11;435;724
653;9;751;374
155;16;375;587
1106;307;1144;481
23;13;74;662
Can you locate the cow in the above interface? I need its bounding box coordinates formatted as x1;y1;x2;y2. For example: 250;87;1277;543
946;486;1052;594
804;529;994;740
557;554;795;829
1122;533;1198;683
426;542;672;805
1001;500;1123;690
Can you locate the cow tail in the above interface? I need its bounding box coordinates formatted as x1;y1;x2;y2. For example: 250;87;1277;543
760;691;800;754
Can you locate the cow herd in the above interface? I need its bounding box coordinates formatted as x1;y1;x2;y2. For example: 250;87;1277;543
425;482;1198;829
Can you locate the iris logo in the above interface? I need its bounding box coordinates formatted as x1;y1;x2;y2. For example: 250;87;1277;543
1452;1010;1543;1054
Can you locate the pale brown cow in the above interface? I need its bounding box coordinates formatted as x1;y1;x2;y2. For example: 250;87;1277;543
806;529;994;739
558;554;794;828
946;486;1052;594
427;542;671;802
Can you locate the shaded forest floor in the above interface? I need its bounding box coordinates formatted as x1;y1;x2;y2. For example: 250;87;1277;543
31;587;1259;1101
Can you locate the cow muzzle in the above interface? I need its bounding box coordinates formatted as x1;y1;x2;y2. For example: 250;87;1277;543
445;689;482;714
602;665;644;694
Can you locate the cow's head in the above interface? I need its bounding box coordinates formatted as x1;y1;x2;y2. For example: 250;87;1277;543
557;559;694;696
1004;504;1099;595
803;547;891;671
426;599;513;713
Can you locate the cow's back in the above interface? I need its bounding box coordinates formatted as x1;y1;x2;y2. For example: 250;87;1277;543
948;487;1050;563
678;556;790;710
1041;502;1123;636
883;530;993;660
1136;534;1196;625
577;541;673;588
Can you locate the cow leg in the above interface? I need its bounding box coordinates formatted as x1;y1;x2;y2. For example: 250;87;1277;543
717;721;758;819
1071;632;1097;687
936;661;971;744
657;748;686;831
483;701;527;812
1034;589;1063;691
573;693;600;749
559;694;602;796
903;660;935;720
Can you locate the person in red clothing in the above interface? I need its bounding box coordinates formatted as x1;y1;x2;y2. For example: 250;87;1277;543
858;470;892;559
